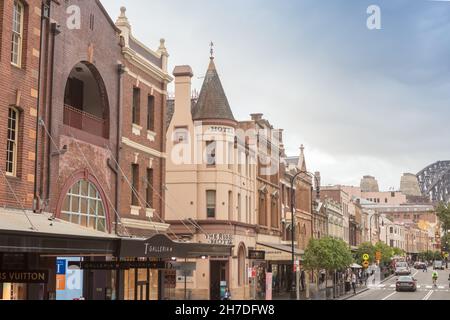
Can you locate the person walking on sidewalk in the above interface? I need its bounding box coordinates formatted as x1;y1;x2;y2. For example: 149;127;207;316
351;272;357;294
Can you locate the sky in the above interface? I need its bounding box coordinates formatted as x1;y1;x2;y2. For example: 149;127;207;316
102;0;450;190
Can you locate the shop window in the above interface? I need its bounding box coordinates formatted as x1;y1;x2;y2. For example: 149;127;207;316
206;190;216;218
11;0;24;67
60;180;106;232
6;107;19;176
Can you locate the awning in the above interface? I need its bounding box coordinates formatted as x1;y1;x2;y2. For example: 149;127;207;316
350;263;363;269
119;233;233;258
0;209;118;255
256;242;304;262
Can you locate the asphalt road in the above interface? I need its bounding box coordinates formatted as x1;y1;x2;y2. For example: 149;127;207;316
349;267;450;300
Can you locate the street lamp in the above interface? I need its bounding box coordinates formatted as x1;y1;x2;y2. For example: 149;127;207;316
290;170;320;299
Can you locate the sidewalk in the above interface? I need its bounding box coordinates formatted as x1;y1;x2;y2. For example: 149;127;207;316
337;274;395;300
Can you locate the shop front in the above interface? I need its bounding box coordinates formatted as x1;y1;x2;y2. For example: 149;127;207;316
0;209;118;300
118;233;233;301
254;242;304;300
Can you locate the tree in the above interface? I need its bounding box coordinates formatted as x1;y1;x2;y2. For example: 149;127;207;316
392;247;405;257
374;242;394;265
436;202;450;234
355;242;376;264
304;237;353;294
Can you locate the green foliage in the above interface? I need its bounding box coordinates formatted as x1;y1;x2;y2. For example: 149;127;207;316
436;202;450;233
418;250;443;261
392;247;405;257
355;242;376;264
374;242;394;265
303;237;353;272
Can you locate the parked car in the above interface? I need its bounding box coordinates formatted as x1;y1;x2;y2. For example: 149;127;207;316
396;276;417;292
433;260;445;270
395;262;411;276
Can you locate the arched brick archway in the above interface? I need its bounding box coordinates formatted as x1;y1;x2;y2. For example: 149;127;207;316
63;61;110;138
55;169;112;233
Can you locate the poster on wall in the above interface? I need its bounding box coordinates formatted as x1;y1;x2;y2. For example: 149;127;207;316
265;272;273;301
56;257;84;301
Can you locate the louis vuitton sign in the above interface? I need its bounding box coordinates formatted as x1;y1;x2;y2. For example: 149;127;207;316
0;270;48;283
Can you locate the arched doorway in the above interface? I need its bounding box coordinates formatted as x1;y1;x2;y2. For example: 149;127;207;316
63;62;110;138
237;243;246;287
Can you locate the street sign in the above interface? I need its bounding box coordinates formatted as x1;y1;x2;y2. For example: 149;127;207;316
363;261;370;268
376;251;382;261
363;254;370;261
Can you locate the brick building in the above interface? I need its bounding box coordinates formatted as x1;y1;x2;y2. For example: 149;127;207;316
114;7;171;238
0;0;41;209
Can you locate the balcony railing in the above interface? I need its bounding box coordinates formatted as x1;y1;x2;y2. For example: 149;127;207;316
63;104;108;138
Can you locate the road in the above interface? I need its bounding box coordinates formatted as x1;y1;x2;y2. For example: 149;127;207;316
349;267;450;300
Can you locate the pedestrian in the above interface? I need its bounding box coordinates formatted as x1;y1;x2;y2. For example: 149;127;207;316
223;288;231;301
300;269;305;292
351;272;357;294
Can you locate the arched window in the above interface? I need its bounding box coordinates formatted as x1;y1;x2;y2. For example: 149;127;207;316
60;180;107;232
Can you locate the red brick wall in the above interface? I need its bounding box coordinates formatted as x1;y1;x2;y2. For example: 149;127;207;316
0;0;42;209
119;56;167;223
39;0;122;231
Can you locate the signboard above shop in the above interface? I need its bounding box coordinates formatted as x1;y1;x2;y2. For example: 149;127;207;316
205;234;233;246
0;270;48;283
248;250;266;260
119;233;233;258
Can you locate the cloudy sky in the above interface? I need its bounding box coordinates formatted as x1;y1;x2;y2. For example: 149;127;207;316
103;0;450;190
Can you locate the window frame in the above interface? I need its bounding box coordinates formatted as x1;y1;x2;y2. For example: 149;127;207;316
206;190;216;218
131;164;140;206
132;87;141;125
147;95;155;132
11;0;24;68
6;107;20;177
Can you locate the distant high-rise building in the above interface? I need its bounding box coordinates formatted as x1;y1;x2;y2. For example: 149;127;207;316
360;176;380;192
400;173;422;197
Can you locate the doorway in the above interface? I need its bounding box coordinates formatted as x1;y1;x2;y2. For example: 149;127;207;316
210;261;228;300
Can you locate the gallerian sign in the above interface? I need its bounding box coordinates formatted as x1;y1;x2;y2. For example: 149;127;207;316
118;233;233;259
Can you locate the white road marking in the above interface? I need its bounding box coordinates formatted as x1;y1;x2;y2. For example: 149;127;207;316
426;286;432;289
423;290;434;300
378;284;386;288
412;270;419;277
438;286;444;289
382;292;397;300
390;285;396;288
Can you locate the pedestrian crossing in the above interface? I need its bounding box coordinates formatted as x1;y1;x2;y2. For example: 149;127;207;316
367;284;450;293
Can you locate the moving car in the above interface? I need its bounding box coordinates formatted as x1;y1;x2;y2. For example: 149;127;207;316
433;260;445;270
414;262;427;270
396;276;417;292
395;262;411;276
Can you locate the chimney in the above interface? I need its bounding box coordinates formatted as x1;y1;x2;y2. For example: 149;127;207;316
251;113;263;121
314;171;321;200
172;66;194;124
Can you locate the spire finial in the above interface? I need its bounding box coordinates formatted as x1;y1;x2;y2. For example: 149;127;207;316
120;6;127;17
210;41;214;60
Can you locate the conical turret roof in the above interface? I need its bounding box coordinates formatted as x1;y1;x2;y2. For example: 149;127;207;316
192;58;236;123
